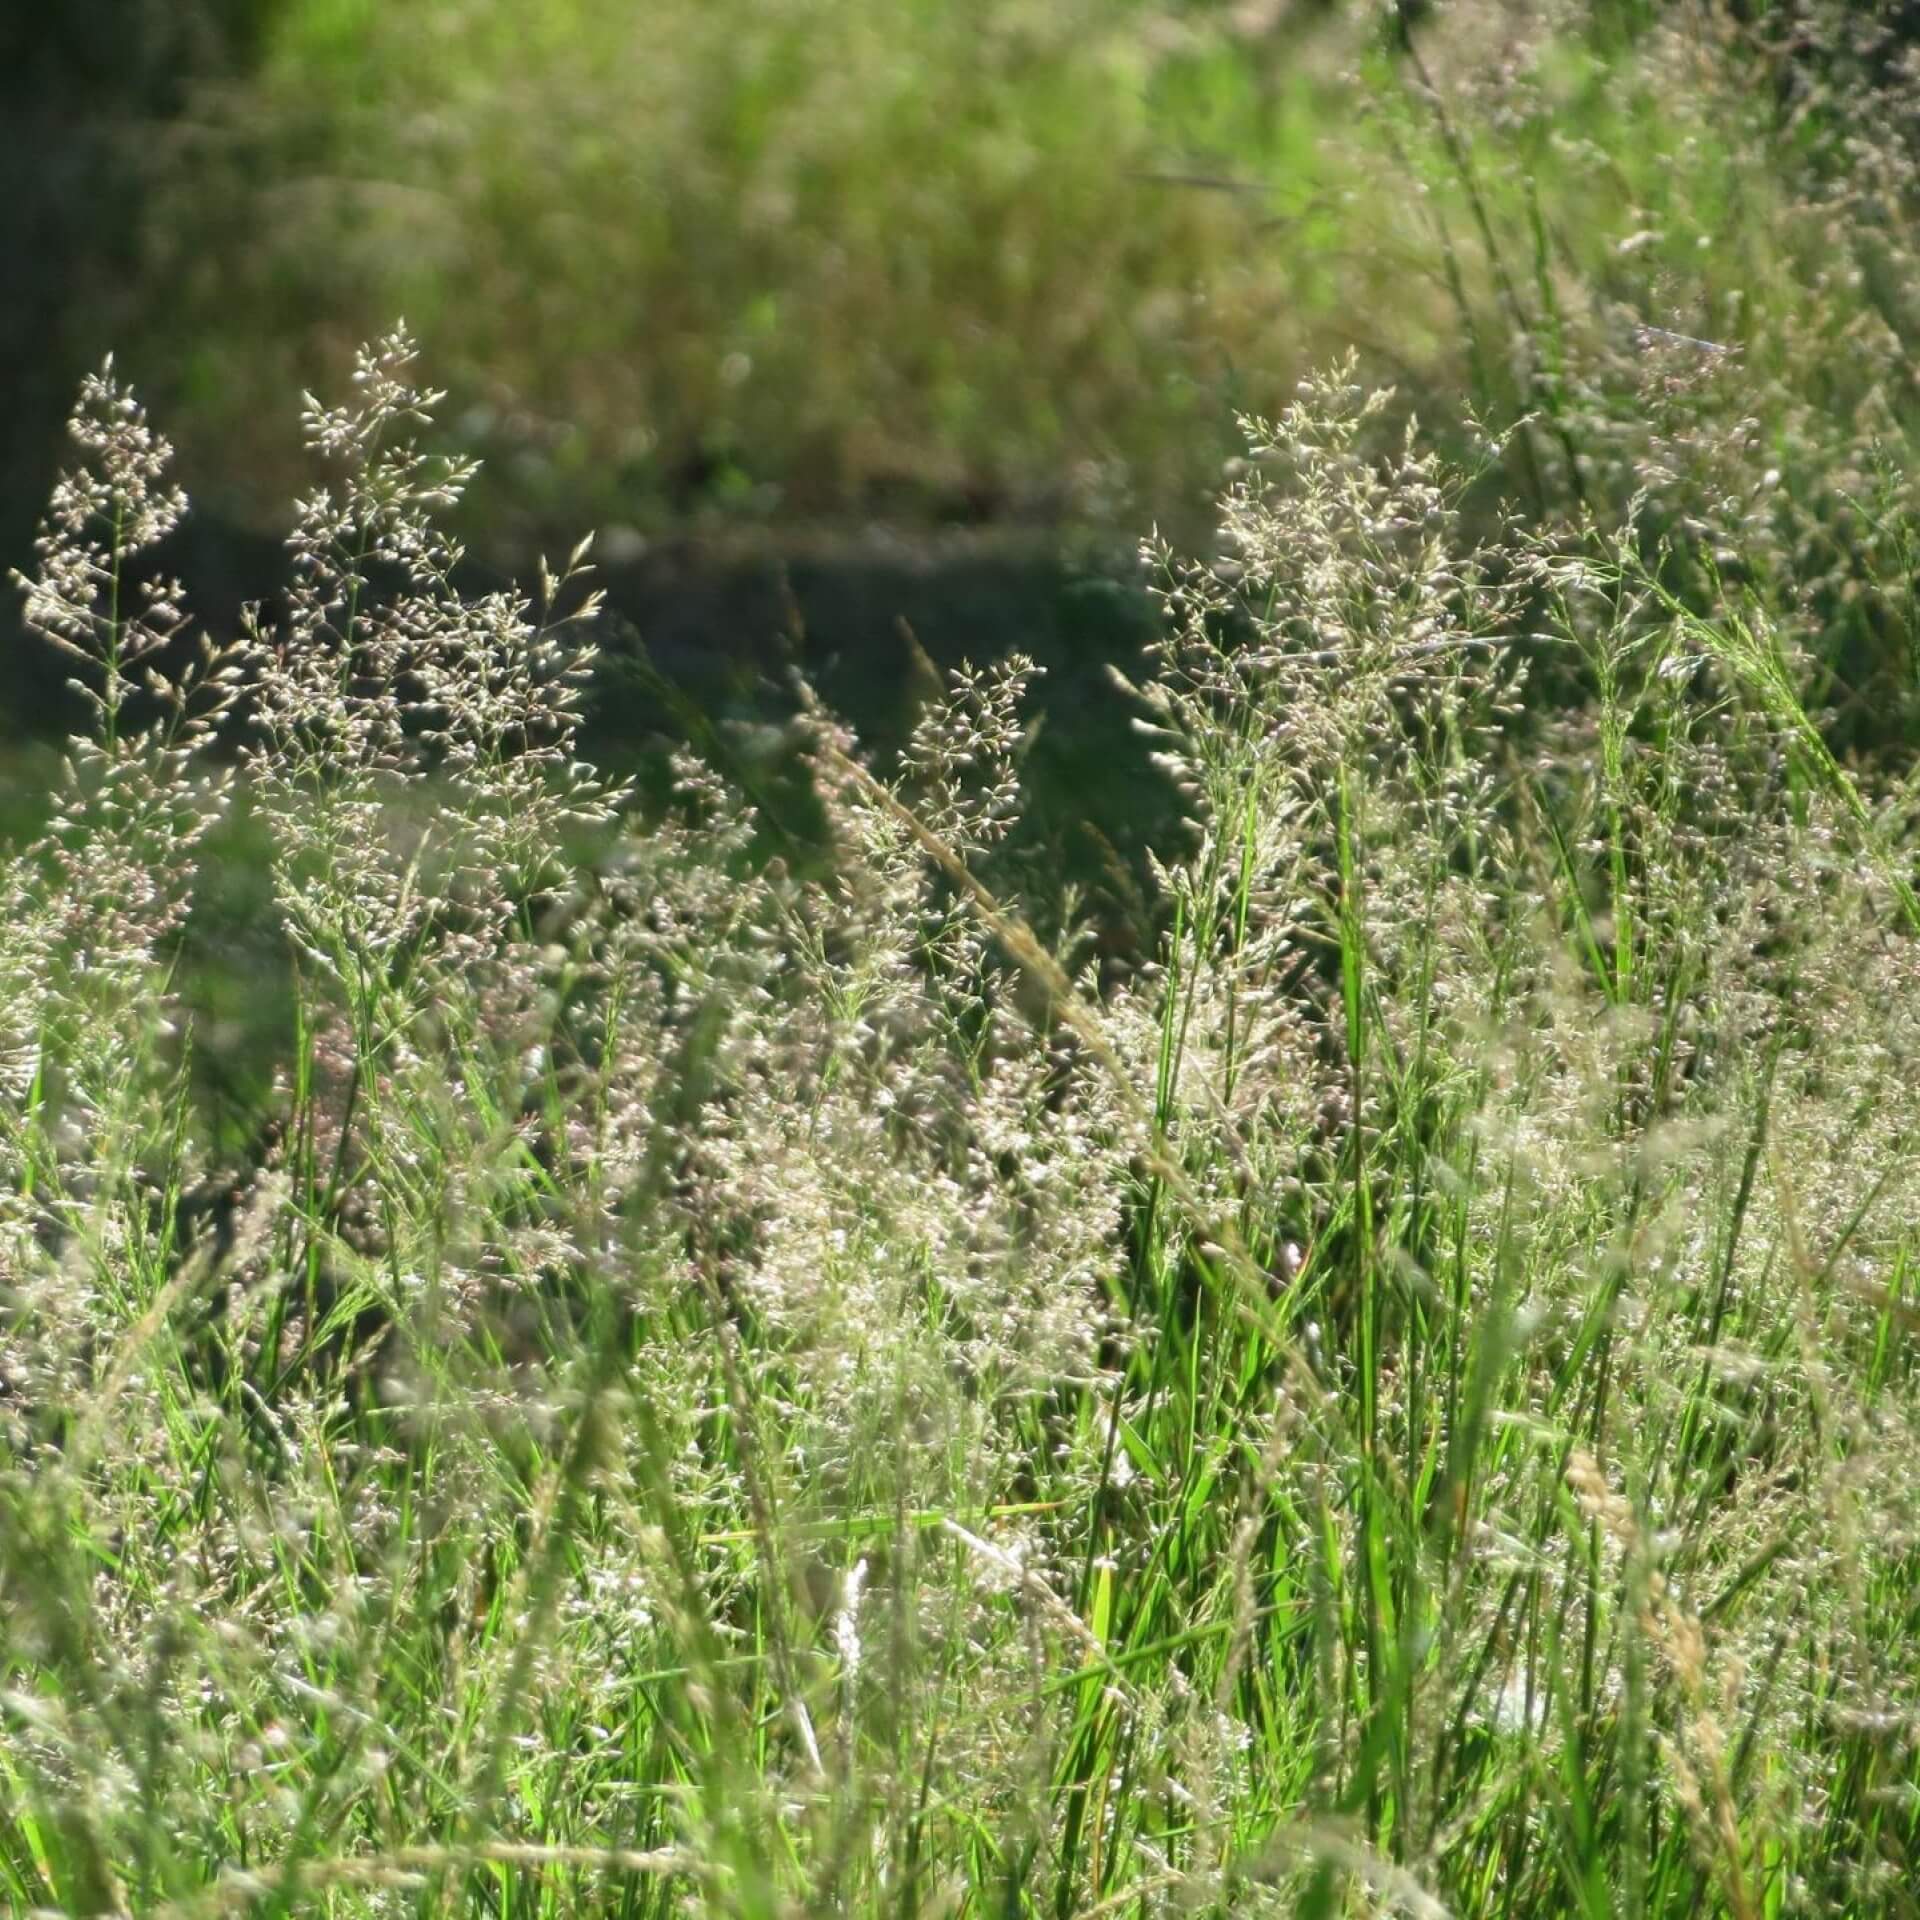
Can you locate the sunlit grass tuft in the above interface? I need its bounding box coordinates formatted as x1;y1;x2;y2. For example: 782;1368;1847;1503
3;313;1919;1916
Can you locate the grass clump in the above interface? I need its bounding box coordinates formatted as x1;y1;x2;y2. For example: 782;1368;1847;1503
4;329;1920;1918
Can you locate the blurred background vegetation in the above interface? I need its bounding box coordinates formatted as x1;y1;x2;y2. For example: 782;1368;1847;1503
9;0;1920;777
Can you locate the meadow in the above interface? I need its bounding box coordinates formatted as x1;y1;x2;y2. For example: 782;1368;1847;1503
5;5;1920;1918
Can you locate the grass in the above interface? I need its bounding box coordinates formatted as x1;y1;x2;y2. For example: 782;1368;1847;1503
8;0;1895;769
3;313;1920;1918
7;7;1920;1915
107;0;1907;548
